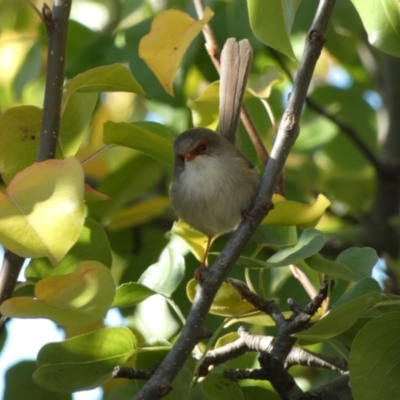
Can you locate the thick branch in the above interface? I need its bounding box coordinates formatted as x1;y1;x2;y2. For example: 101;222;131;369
305;375;352;400
113;364;159;380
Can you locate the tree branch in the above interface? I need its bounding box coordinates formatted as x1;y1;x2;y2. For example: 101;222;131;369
38;0;72;161
134;1;337;399
0;0;72;326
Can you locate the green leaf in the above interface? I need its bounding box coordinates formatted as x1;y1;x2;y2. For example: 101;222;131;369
247;0;301;60
33;327;136;393
306;247;378;281
296;278;381;342
203;373;245;400
139;248;185;297
93;154;164;217
0;97;97;184
266;228;325;267
350;0;400;56
0;105;41;184
254;225;298;248
133;121;177;141
4;361;72;400
236;255;272;269
215;332;240;349
103;121;174;165
112;282;156;308
0;157;85;264
136;341;171;369
26;218;112;280
292;117;338;152
350;312;400;400
0;261;116;325
105;196;170;230
64;63;146;105
12;42;42;101
187;279;255;317
187;81;220;130
59;92;98;157
247;66;284;98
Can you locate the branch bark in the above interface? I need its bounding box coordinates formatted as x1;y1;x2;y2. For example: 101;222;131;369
134;1;337;399
38;0;72;161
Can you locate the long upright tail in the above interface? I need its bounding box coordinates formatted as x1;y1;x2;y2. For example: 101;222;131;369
218;38;253;144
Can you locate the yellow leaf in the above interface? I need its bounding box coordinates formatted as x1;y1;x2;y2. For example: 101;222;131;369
263;194;331;228
187;279;255;317
0;261;115;326
172;220;217;262
0;157;85;264
139;8;214;95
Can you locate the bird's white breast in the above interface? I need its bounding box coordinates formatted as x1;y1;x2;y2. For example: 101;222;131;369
171;153;259;237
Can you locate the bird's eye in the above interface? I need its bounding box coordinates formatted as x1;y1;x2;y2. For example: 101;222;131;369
199;143;208;153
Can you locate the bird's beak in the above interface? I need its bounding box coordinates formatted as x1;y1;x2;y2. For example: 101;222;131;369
184;152;197;162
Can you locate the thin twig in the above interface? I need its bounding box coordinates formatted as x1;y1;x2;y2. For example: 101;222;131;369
25;0;44;22
134;1;337;399
289;264;318;299
193;0;220;72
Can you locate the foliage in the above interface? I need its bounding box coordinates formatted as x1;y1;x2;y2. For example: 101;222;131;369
1;0;400;399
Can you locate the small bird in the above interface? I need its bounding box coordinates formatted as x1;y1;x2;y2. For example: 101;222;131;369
170;38;259;265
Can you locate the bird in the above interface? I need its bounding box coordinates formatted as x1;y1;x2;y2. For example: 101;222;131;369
170;38;259;266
